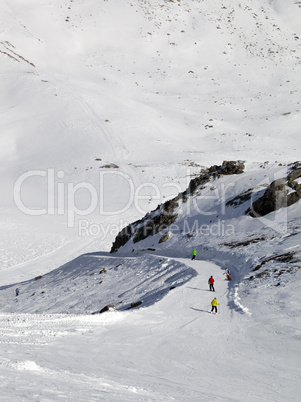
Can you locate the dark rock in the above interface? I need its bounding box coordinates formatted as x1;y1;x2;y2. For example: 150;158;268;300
159;232;170;243
99;305;117;313
288;168;301;191
252;252;296;271
250;178;288;217
223;236;266;248
100;163;119;169
287;189;301;207
288;168;301;183
249;162;301;217
185;160;244;196
226;188;253;207
126;301;142;310
110;225;133;253
35;275;43;281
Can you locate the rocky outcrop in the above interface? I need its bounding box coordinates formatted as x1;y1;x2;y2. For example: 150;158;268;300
249;162;301;217
183;160;245;197
110;161;245;253
110;199;179;253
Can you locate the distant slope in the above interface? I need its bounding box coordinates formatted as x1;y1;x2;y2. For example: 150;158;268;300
1;0;301;273
1;0;301;184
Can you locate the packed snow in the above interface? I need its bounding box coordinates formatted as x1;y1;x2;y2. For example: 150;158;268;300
0;0;301;401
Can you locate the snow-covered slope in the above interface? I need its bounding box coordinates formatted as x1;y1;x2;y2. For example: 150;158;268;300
0;251;300;401
1;163;300;400
0;254;195;314
1;0;301;272
1;1;301;400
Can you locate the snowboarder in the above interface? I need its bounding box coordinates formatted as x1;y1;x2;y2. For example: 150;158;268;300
208;276;215;291
211;298;219;314
191;249;197;260
15;288;19;297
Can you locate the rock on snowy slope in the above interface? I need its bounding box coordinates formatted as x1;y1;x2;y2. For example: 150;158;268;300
249;161;301;217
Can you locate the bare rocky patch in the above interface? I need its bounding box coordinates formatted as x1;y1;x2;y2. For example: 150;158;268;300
248;162;301;217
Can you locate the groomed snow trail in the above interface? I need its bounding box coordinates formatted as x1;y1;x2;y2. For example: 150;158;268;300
1;257;299;401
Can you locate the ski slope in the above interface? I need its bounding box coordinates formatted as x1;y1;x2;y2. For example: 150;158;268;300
0;0;301;400
1;255;300;401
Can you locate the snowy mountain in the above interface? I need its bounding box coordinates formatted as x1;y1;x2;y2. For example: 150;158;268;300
0;0;301;401
1;0;301;272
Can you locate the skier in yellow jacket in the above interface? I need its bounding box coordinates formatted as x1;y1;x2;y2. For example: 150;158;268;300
211;298;219;314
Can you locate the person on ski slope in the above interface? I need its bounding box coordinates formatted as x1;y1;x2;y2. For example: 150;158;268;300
208;276;215;291
211;298;219;314
191;249;197;260
15;288;19;297
224;268;231;280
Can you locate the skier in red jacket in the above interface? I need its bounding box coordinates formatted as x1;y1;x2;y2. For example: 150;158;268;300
208;276;215;291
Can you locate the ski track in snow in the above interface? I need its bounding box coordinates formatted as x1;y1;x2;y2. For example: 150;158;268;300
0;313;101;346
0;312;161;401
233;286;252;316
